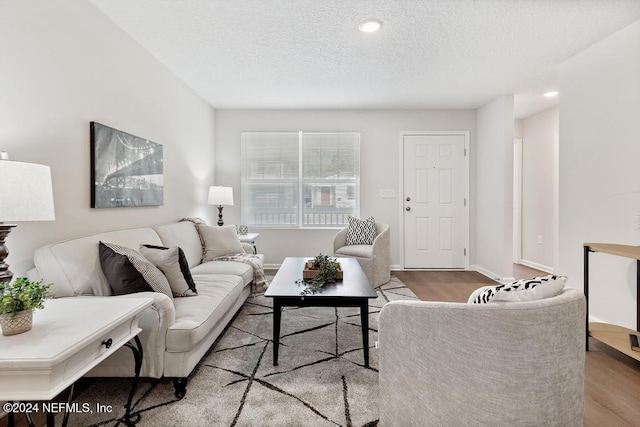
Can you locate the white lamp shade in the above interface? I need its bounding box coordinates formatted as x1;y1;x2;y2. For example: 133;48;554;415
207;186;234;206
0;160;55;222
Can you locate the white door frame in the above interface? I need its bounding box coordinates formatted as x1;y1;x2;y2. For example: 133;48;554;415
513;138;523;263
399;131;470;269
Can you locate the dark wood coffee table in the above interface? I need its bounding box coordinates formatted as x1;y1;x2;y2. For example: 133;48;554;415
264;257;378;367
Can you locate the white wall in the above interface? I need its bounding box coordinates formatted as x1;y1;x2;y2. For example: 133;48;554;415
559;19;640;329
0;0;216;275
475;95;515;280
215;109;477;268
520;106;558;270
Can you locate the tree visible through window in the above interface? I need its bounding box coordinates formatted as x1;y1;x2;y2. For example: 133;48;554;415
241;131;360;228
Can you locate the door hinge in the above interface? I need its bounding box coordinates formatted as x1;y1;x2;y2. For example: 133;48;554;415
464;148;467;156
464;248;467;256
464;198;467;206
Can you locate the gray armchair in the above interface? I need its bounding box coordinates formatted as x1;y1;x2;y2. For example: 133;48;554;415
333;222;391;288
378;288;586;426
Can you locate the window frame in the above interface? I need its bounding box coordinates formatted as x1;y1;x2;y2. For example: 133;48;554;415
241;131;360;229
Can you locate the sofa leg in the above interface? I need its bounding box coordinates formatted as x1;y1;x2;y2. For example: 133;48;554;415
173;377;187;399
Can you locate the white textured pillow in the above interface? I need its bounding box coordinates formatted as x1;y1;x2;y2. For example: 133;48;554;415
346;216;376;245
470;275;567;304
139;245;197;297
197;224;245;261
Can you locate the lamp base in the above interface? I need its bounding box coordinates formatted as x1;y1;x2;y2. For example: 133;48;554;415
0;223;17;284
217;206;225;226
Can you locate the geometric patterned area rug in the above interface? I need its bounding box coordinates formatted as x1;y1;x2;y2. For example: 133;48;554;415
58;276;418;426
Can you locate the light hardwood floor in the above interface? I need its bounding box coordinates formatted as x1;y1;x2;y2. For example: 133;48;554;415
395;266;640;427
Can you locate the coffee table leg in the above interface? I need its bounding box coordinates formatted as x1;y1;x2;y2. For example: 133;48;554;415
273;299;282;366
360;299;369;367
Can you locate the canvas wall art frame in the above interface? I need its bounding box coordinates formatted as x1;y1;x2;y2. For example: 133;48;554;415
90;122;164;208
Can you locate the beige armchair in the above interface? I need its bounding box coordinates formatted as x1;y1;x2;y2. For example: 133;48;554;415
333;222;391;287
378;288;586;426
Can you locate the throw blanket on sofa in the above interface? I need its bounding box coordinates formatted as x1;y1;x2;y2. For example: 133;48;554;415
212;253;269;292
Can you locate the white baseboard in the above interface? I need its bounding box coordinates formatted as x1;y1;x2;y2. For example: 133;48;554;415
390;264;402;271
519;259;553;274
469;265;501;282
469;265;517;283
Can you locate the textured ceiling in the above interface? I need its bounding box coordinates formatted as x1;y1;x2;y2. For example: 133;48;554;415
89;0;640;118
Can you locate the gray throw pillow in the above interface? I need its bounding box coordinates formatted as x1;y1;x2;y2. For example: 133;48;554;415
197;224;245;261
140;245;197;297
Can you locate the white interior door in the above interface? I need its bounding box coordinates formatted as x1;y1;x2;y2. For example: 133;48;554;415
403;134;465;268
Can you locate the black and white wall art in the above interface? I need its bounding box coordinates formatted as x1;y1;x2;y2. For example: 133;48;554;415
90;122;164;208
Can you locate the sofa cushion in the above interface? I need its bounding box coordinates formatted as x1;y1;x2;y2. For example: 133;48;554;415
166;274;244;352
154;221;203;269
346;216;376;245
190;260;255;287
198;224;245;261
139;245;197;297
99;242;173;300
33;227;163;297
469;275;567;304
334;244;374;260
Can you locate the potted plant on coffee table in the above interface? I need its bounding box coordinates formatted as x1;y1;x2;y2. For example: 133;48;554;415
298;254;343;295
0;277;52;336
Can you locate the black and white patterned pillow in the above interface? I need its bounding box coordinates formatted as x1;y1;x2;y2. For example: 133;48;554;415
470;275;567;304
346;216;377;245
99;241;173;300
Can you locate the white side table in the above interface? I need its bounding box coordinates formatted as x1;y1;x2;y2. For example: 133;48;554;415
239;233;260;254
0;296;152;426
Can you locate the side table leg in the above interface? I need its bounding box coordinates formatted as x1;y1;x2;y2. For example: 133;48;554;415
360;299;370;368
122;336;143;426
273;299;282;366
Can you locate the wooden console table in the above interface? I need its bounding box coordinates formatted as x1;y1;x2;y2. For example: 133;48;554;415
584;243;640;360
0;296;152;426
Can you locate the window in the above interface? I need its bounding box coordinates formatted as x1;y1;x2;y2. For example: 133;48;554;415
242;131;360;228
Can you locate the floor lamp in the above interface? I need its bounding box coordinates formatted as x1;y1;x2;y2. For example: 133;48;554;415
208;186;234;226
0;158;55;283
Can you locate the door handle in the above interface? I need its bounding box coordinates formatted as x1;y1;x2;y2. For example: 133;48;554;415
406;197;411;202
406;206;411;211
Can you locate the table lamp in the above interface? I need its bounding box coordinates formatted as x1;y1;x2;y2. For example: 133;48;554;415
0;156;56;283
207;186;233;226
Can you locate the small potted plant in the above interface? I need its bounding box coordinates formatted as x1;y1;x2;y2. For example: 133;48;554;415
299;254;343;295
0;277;52;336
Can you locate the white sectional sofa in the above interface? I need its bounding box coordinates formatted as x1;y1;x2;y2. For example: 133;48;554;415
27;220;258;398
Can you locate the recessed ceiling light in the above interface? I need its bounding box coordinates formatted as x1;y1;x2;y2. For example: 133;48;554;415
544;91;559;98
359;19;382;33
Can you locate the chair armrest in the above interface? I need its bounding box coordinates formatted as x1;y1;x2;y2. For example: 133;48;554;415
371;224;390;256
333;228;348;252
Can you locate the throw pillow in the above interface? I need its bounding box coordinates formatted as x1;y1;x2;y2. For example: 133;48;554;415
345;216;377;245
140;245;197;297
99;242;173;300
470;275;567;304
197;224;245;261
99;242;154;296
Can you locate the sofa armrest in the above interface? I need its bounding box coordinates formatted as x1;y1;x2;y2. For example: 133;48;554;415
241;242;254;254
88;292;175;378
